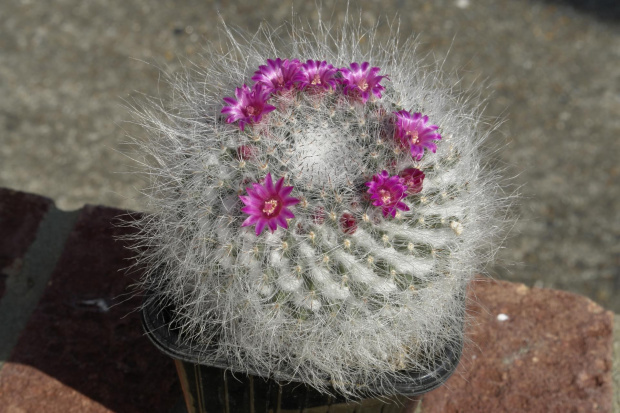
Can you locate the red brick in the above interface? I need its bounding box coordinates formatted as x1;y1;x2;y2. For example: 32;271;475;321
1;197;613;412
1;205;180;413
0;363;111;413
422;279;614;413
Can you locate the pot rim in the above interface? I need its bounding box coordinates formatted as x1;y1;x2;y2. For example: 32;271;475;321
141;292;463;397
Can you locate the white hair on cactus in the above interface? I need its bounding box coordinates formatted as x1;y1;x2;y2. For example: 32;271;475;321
122;12;514;399
291;126;360;188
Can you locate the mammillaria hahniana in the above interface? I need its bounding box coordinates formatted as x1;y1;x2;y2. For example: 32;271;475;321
126;17;511;398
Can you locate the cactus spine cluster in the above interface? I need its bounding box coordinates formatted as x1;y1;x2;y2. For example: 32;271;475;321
127;18;510;398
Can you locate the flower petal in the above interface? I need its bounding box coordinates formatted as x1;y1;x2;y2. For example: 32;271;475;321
264;173;274;192
274;176;284;192
280;208;295;219
255;219;267;235
267;219;278;232
280;185;294;197
253;183;270;199
242;215;260;227
276;216;288;228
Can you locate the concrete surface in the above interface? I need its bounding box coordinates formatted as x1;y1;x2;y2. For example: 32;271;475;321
0;0;619;311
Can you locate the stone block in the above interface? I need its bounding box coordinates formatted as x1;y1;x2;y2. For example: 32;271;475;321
0;192;614;412
0;205;180;413
421;279;614;412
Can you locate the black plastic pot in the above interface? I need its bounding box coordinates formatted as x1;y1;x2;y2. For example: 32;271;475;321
142;295;462;413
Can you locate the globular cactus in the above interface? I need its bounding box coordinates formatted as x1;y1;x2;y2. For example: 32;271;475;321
127;18;510;398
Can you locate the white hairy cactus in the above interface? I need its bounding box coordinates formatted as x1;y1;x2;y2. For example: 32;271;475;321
125;16;511;398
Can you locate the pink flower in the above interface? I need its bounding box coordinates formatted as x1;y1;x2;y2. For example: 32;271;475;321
399;168;425;194
393;110;441;161
251;58;305;94
239;173;300;235
365;170;410;218
299;60;338;91
221;84;276;131
339;62;388;103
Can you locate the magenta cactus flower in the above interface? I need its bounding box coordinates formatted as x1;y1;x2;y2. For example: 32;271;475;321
299;60;338;91
393;110;442;161
339;62;388;103
251;58;305;94
365;170;410;218
399;168;425;194
221;84;277;131
239;173;300;235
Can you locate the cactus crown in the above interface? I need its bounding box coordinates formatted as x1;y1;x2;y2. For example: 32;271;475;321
126;18;510;398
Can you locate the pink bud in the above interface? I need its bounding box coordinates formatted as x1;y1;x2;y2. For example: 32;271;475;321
340;213;357;235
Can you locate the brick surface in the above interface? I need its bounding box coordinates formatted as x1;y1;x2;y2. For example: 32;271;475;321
0;205;180;413
0;188;52;298
0;363;111;413
0;195;614;412
422;279;614;413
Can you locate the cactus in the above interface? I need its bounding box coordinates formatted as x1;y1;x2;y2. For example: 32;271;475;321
125;18;511;398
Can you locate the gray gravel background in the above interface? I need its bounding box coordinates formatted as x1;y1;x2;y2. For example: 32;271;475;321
1;0;619;311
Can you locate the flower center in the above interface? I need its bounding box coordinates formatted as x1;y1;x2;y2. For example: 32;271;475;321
311;74;322;85
263;199;279;216
406;130;419;145
276;75;285;86
379;189;392;204
246;105;257;116
358;79;369;91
